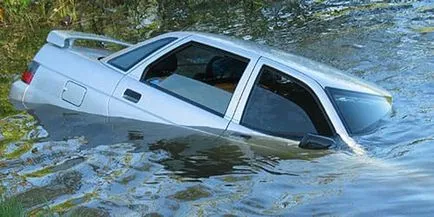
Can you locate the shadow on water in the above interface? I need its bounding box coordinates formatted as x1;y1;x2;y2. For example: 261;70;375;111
27;104;329;178
0;103;338;216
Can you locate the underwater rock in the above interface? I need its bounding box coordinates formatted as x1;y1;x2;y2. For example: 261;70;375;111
64;206;110;217
144;213;164;217
171;185;212;201
53;171;83;193
221;175;252;183
27;126;49;140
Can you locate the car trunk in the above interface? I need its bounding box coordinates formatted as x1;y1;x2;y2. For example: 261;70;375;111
69;46;114;60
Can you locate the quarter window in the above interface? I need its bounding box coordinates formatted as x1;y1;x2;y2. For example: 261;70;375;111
108;37;177;71
142;42;249;116
241;66;333;139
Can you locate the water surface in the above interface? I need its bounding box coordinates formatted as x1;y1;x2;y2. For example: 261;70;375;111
1;1;434;216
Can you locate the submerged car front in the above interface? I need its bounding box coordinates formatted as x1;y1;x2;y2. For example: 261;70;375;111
276;51;393;151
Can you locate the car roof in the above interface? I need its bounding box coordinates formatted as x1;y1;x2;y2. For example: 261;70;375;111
160;31;391;98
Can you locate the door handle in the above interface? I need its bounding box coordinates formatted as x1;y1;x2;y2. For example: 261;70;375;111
123;89;141;103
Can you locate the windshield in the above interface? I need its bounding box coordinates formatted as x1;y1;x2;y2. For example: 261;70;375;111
327;87;392;135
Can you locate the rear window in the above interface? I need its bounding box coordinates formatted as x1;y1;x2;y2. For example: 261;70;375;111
108;37;177;71
327;87;392;135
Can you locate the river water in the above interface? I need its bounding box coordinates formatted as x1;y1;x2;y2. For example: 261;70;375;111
1;1;434;216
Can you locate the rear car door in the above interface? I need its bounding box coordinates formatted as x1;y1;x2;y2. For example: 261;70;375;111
108;35;260;135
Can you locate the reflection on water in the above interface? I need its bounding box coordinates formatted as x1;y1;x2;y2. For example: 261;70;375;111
1;104;337;216
149;137;251;178
1;0;434;216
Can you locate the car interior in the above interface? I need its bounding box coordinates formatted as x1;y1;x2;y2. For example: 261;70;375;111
142;44;249;115
145;56;247;92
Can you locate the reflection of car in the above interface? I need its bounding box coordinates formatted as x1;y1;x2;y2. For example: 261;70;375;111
9;30;392;150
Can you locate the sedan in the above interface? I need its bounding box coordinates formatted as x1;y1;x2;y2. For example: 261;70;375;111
9;30;392;150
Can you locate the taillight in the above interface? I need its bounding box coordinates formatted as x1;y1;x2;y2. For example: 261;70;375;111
21;71;33;84
21;61;39;84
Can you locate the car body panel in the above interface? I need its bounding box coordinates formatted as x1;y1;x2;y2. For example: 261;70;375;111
61;81;87;107
109;75;230;135
24;43;125;116
68;47;113;59
9;79;28;107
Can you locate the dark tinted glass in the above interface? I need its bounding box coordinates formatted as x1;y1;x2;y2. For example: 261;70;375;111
241;66;332;139
327;88;392;135
108;37;177;71
143;43;248;116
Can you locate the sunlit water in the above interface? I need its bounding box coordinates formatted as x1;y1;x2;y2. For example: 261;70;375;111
1;1;434;216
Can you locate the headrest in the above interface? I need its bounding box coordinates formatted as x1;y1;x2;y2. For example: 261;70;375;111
153;54;178;72
206;56;247;79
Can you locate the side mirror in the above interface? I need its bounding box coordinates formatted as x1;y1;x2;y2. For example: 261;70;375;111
299;133;336;150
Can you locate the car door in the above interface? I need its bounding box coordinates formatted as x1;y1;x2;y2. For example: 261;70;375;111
108;35;260;135
224;57;336;147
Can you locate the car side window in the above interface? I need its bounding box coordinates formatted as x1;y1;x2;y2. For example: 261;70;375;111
240;66;333;139
108;37;177;71
142;42;249;116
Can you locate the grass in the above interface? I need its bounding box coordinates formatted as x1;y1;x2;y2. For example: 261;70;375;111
0;197;25;217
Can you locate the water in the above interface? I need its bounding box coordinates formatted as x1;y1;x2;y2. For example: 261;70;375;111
1;1;434;216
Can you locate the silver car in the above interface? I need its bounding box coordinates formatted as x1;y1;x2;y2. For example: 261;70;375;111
9;30;392;151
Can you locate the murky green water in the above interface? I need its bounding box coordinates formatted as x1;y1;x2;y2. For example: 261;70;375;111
1;1;434;216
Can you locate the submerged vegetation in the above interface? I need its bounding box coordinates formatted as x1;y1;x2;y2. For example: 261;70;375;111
0;113;36;155
0;197;25;217
0;196;101;217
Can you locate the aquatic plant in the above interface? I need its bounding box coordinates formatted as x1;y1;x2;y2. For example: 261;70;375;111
0;114;36;155
0;196;102;217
